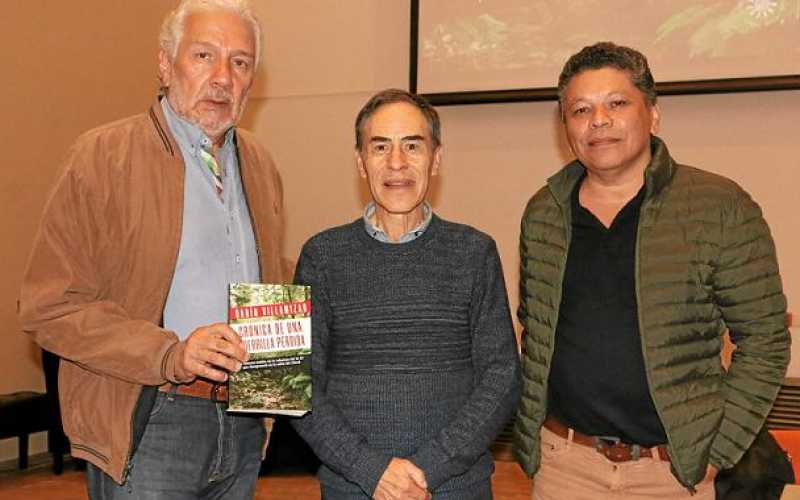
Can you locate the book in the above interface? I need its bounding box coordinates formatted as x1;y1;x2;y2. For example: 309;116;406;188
227;283;311;416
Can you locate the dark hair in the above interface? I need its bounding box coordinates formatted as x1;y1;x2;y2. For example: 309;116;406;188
557;42;657;118
354;89;441;149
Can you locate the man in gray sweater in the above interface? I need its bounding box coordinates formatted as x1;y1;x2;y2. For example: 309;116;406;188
293;89;521;500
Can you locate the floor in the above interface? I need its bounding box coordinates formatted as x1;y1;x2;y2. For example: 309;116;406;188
0;458;531;500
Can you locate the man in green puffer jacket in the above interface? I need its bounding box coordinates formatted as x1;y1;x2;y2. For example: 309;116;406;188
512;42;789;499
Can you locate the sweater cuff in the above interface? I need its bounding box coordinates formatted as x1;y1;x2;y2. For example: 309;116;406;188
410;445;451;491
347;450;393;497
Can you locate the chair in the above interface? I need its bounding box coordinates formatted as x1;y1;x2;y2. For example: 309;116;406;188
0;350;71;473
42;350;70;474
0;391;49;469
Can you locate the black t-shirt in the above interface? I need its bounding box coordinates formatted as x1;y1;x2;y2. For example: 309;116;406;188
547;178;667;446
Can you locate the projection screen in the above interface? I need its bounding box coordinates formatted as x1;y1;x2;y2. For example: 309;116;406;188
411;0;800;105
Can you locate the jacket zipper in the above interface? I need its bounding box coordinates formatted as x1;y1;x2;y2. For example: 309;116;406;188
121;106;185;483
120;386;143;483
538;186;572;439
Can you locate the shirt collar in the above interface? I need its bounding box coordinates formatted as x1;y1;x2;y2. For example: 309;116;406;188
363;201;433;244
571;174;646;228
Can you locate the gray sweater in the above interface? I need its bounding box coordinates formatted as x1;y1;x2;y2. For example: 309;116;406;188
293;215;521;496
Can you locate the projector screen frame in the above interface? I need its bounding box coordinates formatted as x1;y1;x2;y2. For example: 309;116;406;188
409;0;800;106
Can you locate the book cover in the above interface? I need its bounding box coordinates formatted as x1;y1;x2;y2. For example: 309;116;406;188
227;283;311;416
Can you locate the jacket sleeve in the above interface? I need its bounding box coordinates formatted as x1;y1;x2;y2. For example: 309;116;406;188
18;141;179;386
708;190;790;470
290;242;392;496
409;240;522;489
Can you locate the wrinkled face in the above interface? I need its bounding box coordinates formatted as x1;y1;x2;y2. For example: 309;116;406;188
562;67;660;177
159;10;256;144
356;102;442;219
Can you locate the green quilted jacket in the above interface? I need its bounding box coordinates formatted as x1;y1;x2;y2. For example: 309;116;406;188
512;136;789;488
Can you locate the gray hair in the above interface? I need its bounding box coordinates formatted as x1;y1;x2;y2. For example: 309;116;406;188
159;0;262;67
557;42;657;119
355;89;441;150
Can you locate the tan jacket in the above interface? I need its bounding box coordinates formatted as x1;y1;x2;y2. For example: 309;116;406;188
18;101;285;482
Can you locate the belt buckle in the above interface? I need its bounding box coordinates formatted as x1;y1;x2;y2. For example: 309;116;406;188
593;435;641;462
211;383;223;402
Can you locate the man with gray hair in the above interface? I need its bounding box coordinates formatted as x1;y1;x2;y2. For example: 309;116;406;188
292;88;521;499
18;1;283;498
512;41;789;498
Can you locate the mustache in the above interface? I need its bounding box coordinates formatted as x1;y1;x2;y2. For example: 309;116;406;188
203;88;233;103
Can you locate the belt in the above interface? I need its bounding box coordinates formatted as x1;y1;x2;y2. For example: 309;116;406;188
543;416;670;463
159;379;228;402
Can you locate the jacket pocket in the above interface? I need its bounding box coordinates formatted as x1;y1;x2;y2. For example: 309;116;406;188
59;361;113;463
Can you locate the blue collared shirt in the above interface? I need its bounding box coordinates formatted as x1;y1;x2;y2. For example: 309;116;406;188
160;98;260;340
362;201;433;244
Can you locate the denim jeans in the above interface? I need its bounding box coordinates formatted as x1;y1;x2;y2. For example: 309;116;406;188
87;391;265;500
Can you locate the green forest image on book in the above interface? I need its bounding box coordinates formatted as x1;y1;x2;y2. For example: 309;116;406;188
227;283;311;415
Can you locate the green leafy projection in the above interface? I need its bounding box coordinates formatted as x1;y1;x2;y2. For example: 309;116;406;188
656;0;799;58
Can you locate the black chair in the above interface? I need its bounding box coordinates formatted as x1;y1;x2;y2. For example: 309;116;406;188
42;349;71;474
0;390;49;469
0;350;72;473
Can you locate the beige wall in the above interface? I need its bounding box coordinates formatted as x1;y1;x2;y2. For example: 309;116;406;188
0;0;178;462
1;0;797;463
247;1;799;366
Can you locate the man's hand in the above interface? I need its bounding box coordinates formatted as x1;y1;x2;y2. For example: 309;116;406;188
703;464;719;483
373;458;431;500
172;323;248;383
261;417;274;460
